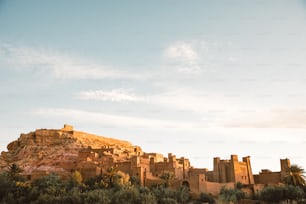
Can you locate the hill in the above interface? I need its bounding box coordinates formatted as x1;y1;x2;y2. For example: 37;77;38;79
0;124;140;178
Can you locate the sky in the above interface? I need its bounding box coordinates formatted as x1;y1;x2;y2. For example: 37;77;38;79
1;0;306;173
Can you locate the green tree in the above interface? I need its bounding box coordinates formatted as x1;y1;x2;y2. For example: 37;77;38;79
152;185;177;204
160;171;175;188
140;192;157;204
283;185;305;203
83;189;111;204
7;163;23;181
32;173;64;196
199;192;215;204
284;164;306;186
176;186;190;204
112;186;141;204
0;173;22;203
139;186;157;204
259;186;284;203
0;168;32;203
84;174;105;190
0;173;13;199
219;186;245;204
235;182;243;190
104;167;118;188
159;198;177;204
130;175;141;187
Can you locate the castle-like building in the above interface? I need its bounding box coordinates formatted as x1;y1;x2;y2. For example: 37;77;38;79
1;125;291;196
63;123;291;196
76;144;290;196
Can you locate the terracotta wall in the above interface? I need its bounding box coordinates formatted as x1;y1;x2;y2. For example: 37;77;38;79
254;172;281;184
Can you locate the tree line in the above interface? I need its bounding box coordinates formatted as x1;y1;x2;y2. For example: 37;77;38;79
0;164;191;204
0;163;305;204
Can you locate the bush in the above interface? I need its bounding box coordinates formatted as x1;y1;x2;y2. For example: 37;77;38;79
176;186;190;203
111;186;141;204
152;186;177;203
259;186;283;203
140;192;157;204
83;189;111;204
32;173;64;196
219;186;245;203
159;198;178;204
0;173;13;199
283;185;305;201
199;192;215;203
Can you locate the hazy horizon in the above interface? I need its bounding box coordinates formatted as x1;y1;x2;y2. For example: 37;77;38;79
1;0;306;173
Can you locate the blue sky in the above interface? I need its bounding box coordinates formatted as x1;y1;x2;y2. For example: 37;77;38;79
1;0;306;172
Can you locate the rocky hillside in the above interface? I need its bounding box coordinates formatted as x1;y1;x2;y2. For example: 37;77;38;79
0;125;141;176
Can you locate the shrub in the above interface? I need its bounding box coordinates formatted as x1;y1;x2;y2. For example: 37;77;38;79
259;186;283;203
219;186;245;204
199;192;215;203
159;198;178;204
83;189;111;204
111;186;141;204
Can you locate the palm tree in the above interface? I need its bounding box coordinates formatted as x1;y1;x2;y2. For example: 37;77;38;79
284;164;306;186
104;167;118;188
159;171;174;187
7;163;23;181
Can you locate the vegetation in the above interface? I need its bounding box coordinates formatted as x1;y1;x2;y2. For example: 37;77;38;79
259;185;284;203
1;163;306;203
7;163;24;181
198;192;215;203
0;164;192;204
284;164;306;187
219;185;245;204
259;185;305;203
159;171;175;188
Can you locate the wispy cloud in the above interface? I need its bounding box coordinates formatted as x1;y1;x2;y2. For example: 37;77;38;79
0;43;141;80
164;41;198;61
223;109;306;128
164;41;201;74
73;87;306;128
74;88;231;112
34;108;201;129
75;89;146;102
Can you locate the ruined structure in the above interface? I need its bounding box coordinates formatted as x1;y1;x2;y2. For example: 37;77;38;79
0;125;293;196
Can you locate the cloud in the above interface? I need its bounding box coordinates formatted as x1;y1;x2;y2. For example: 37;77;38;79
164;41;201;74
146;88;306;128
74;87;306;128
72;87;241;128
164;41;198;61
223;109;306;128
74;88;232;113
34;108;200;129
0;43;141;80
75;89;146;102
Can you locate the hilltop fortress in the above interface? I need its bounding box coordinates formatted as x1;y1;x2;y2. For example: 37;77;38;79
0;125;291;196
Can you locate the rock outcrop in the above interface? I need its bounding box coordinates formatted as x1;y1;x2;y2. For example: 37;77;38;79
0;124;141;179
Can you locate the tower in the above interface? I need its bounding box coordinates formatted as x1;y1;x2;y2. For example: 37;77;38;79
280;158;291;172
280;158;291;181
213;157;220;182
243;156;254;184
